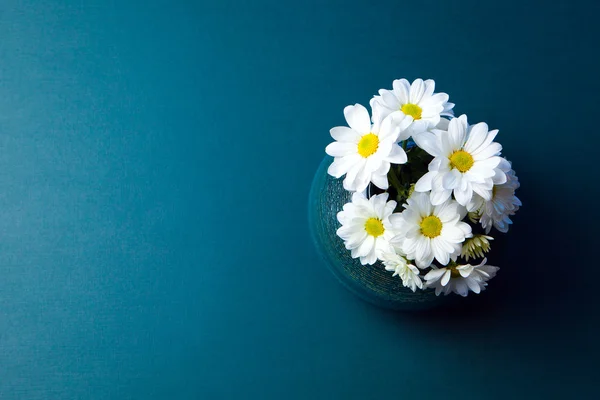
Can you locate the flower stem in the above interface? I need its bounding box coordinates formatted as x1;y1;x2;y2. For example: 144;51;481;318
388;164;404;193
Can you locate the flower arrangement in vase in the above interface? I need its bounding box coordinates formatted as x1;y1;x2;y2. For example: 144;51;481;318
310;78;520;307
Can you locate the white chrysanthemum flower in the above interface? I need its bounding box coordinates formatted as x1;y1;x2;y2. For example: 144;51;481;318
370;78;454;138
467;158;521;233
336;192;398;265
414;115;505;207
480;169;521;233
380;252;423;292
326;104;413;193
424;258;499;297
390;192;472;269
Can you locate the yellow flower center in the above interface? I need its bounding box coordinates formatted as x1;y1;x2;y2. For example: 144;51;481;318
364;218;385;237
401;103;422;120
420;215;442;238
357;133;379;158
450;150;474;173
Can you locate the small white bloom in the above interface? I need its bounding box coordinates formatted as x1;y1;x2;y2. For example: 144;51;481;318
380;252;423;292
414;115;505;207
370;78;454;138
424;258;499;297
326;104;413;193
480;168;521;233
336;192;398;265
390;192;472;269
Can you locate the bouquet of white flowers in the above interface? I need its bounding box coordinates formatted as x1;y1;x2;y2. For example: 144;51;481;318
325;78;521;297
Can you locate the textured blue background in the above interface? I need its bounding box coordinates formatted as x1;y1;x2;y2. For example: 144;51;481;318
0;0;598;398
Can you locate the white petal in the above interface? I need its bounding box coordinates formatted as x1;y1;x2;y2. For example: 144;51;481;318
430;188;452;206
478;265;499;280
392;113;415;140
412;192;433;216
374;161;391;177
457;221;472;237
370;98;389;130
352;169;372;193
377;113;397;140
436;118;450;131
467;194;485;212
438;235;458;253
409;78;426;104
442;169;462;190
440;226;466;243
356;235;375;257
325;142;357;157
464;122;488;153
428;157;445;172
392;79;410;104
454;185;473;206
415;171;435;192
412;131;441;157
422;79;435;98
473;142;502;160
441;270;451;286
361;249;378;265
473;183;493;201
437;204;460;224
381;200;397;219
465;277;481;293
492;168;507;185
497;157;512;173
454;280;469;296
344;160;365;188
425;268;446;282
327;155;361;178
386;145;408;164
415;235;430;262
475;129;499;153
344;104;371;134
345;230;368;249
442;102;455;116
416;252;434;269
448;115;468;147
371;192;389;212
406;119;429;137
421;92;449;112
439;129;455;155
330;126;360;142
431;239;449;265
379;90;400;110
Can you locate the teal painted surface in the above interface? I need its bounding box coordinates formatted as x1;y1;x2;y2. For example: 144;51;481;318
0;0;598;399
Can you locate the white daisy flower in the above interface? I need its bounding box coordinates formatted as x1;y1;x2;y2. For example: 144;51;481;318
336;192;398;265
424;258;499;297
390;192;472;269
467;157;521;232
380;252;423;292
479;168;521;233
414;115;505;207
370;78;454;138
326;104;413;193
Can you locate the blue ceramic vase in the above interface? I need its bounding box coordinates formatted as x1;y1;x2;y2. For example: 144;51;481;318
308;156;445;311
